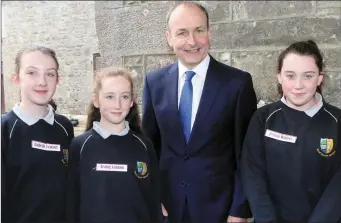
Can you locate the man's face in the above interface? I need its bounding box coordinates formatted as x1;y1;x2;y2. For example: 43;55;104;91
166;5;211;69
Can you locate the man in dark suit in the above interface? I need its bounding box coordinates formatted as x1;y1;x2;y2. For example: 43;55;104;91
142;2;257;223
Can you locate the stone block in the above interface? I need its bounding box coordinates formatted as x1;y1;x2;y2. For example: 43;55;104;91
219;52;232;65
252;76;280;102
317;1;341;8
316;0;341;15
145;54;177;73
95;1;175;58
323;70;341;108
95;1;124;10
199;1;231;22
123;55;144;66
323;48;341;69
231;50;281;77
233;1;313;20
317;7;341;15
210;17;341;49
210;52;232;66
231;50;282;101
123;1;144;6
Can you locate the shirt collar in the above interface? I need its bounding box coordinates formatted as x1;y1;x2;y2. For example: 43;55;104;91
178;54;210;79
281;92;323;117
93;121;130;139
13;103;55;126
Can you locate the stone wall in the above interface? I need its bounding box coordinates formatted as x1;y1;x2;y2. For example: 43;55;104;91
2;1;341;116
96;1;341;109
2;1;99;114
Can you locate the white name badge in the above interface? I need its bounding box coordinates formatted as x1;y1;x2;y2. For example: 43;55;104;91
32;140;61;151
96;163;128;172
265;129;297;143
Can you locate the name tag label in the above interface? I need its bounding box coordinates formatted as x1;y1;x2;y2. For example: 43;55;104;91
32;140;61;151
96;163;128;172
265;129;297;143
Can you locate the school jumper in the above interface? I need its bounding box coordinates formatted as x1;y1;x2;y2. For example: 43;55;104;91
241;93;341;223
68;121;162;223
1;104;74;223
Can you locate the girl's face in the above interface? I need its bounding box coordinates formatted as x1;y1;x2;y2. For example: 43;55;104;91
277;53;323;111
93;76;133;128
14;51;59;107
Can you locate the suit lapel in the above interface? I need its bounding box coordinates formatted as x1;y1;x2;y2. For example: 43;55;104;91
188;56;223;146
163;63;187;148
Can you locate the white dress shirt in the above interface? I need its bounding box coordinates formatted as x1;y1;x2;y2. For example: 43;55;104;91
178;54;210;131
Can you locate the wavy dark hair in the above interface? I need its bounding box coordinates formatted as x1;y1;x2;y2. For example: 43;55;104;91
85;67;141;133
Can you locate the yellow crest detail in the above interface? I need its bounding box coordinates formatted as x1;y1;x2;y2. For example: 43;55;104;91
134;161;149;179
317;138;335;157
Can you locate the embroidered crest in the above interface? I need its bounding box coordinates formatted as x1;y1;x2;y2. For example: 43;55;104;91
62;148;69;166
317;138;335;157
134;161;149;178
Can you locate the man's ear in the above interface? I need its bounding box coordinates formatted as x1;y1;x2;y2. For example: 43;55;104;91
208;28;212;41
166;31;172;49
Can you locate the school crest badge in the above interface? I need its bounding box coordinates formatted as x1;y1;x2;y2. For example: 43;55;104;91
134;161;149;178
62;148;69;166
317;138;335;157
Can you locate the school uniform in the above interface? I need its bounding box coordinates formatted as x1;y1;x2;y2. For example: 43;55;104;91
308;165;341;222
241;93;341;223
68;121;162;223
1;104;74;223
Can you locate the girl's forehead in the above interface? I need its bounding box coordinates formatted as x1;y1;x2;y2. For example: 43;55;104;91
282;53;318;71
283;53;316;65
102;76;130;84
21;51;57;69
100;76;132;91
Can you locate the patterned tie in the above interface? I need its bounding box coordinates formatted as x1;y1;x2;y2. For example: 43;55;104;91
179;71;196;143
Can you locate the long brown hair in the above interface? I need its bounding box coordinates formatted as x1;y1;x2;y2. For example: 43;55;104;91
85;67;141;133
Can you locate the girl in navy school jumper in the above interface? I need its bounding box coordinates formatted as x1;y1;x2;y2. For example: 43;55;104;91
1;46;74;223
67;67;162;223
241;40;341;223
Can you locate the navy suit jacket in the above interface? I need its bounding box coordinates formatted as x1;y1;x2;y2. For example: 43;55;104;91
142;55;257;223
